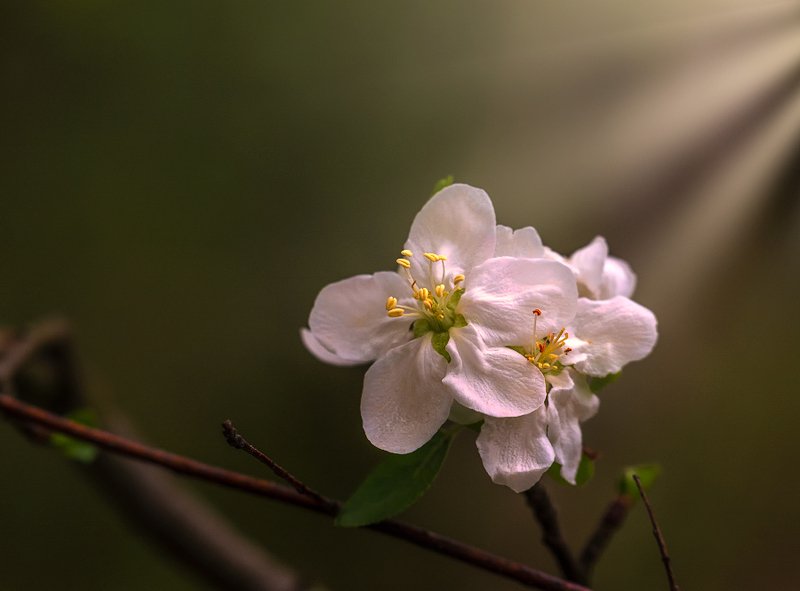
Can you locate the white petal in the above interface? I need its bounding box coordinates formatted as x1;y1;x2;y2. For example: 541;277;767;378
599;257;637;299
443;325;546;418
494;225;544;258
361;335;453;454
570;236;607;298
307;272;413;364
460;257;578;347
568;297;658;376
476;409;554;493
300;329;364;367
405;184;496;274
547;370;599;484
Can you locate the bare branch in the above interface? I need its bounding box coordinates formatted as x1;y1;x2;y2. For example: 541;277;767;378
0;394;591;591
222;419;334;510
633;474;680;591
578;494;633;578
524;483;586;584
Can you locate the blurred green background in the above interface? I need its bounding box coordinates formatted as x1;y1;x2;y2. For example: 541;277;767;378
2;1;799;589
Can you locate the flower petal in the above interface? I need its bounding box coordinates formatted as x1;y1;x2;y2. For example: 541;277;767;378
300;329;364;367
547;370;599;484
570;236;607;298
476;409;554;493
567;296;658;376
307;272;413;364
494;225;544;258
443;325;546;418
599;256;637;299
361;335;453;454
404;184;496;274
460;257;578;346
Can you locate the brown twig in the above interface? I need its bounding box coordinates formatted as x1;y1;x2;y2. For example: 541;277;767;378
633;474;679;591
222;419;333;510
524;483;586;584
578;494;633;579
0;321;306;591
0;394;591;591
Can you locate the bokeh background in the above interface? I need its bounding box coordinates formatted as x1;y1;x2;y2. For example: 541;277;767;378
2;1;799;590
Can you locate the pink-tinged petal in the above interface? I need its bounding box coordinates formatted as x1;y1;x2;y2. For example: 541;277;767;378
570;236;607;298
568;297;658;376
361;335;453;454
547;370;599;484
460;258;578;347
404;184;496;274
300;329;363;367
599;256;637;299
443;325;546;418
476;409;555;493
307;272;413;364
495;225;544;258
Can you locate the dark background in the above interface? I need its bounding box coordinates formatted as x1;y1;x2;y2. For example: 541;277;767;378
1;2;799;590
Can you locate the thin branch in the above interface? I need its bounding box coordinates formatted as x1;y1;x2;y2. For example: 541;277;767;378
222;419;333;510
0;394;591;591
578;494;633;579
0;321;306;591
633;475;679;591
524;482;586;584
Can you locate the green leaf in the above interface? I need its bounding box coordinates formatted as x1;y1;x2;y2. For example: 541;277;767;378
431;175;454;195
588;371;621;393
546;454;595;487
448;288;464;309
336;429;456;527
49;408;99;464
413;318;432;338
618;463;661;498
431;331;451;362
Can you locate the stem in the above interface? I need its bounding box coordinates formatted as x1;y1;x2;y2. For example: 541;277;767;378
579;494;633;579
633;475;680;591
0;394;591;591
524;483;586;584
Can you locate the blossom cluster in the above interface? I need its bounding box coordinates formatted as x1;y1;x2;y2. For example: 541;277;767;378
302;185;657;492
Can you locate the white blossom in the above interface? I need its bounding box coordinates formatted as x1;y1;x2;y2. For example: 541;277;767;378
303;185;578;454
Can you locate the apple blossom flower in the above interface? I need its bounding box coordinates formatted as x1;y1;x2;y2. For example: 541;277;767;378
303;184;579;454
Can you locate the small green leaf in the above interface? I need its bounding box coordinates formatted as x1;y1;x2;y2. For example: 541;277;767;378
588;372;621;393
50;408;99;464
547;454;595;486
507;345;527;356
618;463;661;498
431;175;455;195
413;318;432;338
448;288;464;309
336;429;456;527
452;314;468;329
431;331;451;362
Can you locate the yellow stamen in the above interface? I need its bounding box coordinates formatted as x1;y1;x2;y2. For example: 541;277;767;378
417;287;430;301
396;258;411;269
423;299;433;310
400;249;413;257
385;296;397;311
423;252;439;262
435;284;446;298
453;274;465;284
387;308;405;318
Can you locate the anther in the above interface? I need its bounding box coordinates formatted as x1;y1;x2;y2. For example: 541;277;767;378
453;274;465;284
423;300;433;310
385;296;397;311
396;258;411;269
400;249;413;257
423;252;439;262
418;287;430;301
532;309;542;316
435;284;446;298
387;308;405;318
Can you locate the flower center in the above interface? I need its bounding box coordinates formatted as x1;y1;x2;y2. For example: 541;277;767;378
384;250;466;333
519;309;571;375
